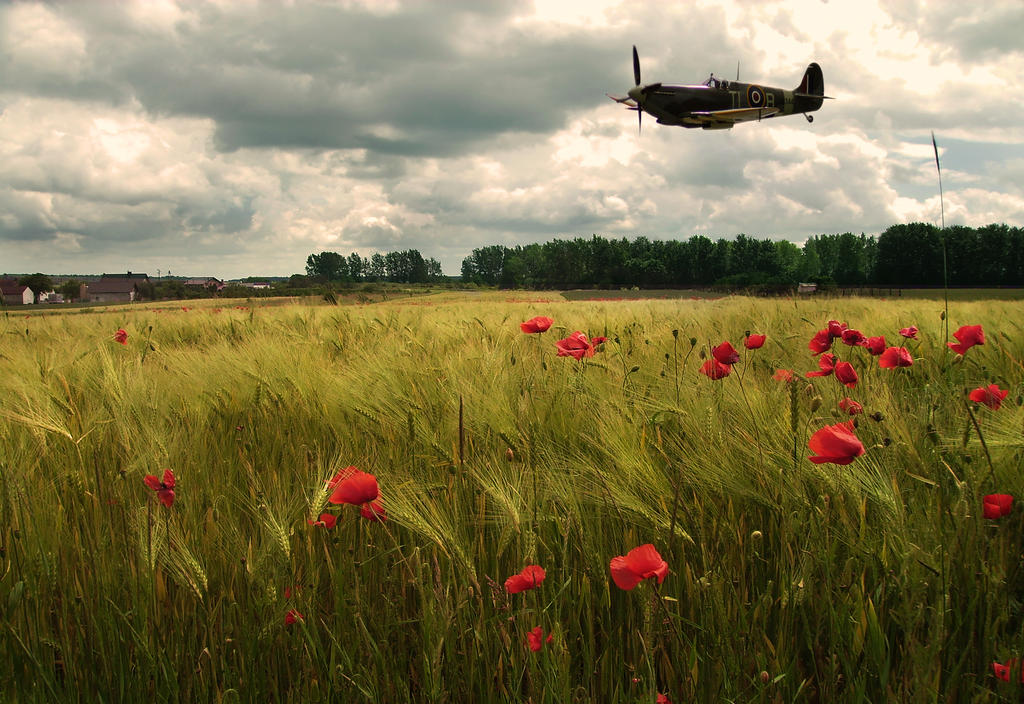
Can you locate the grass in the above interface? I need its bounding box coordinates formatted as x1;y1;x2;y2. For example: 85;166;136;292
1;292;1023;702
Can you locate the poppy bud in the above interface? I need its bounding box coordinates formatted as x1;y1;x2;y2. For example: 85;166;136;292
940;311;946;320
809;396;822;412
672;329;679;339
760;671;770;684
750;530;762;541
699;348;706;359
630;366;640;373
745;330;751;338
505;448;514;461
689;337;697;347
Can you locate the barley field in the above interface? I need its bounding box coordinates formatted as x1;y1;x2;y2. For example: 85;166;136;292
1;292;1022;702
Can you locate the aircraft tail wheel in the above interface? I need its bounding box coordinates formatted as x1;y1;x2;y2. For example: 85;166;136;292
806;114;814;123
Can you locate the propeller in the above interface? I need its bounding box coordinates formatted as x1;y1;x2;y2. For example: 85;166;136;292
632;46;642;132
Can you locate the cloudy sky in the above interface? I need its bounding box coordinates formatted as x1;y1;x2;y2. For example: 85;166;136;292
2;1;1023;278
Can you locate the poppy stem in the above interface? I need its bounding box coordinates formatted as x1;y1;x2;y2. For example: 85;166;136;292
672;330;679;407
733;373;765;474
964;401;996;485
458;395;465;473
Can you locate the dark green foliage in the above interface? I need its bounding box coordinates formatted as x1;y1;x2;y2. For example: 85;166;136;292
459;223;1024;289
306;249;443;284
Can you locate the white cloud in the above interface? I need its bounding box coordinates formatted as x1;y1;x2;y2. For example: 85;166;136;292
0;0;1021;278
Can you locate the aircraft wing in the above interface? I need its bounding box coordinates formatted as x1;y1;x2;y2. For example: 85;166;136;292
687;107;781;128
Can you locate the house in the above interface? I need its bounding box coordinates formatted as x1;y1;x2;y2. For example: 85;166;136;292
184;277;225;291
86;278;142;303
0;281;34;305
797;282;818;294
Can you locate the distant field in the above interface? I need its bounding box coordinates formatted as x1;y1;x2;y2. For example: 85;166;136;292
2;292;1022;702
563;287;1024;302
881;287;1024;300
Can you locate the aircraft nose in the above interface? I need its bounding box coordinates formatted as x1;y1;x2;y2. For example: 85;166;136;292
628;86;643;102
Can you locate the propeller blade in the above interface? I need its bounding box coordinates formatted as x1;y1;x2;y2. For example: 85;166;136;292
638;107;642;134
632;45;641;86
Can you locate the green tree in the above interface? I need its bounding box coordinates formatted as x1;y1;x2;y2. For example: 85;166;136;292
58;279;83;302
347;253;364;282
305;252;349;281
367;253;387;282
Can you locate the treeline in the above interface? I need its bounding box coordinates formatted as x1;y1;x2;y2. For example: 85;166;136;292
460;223;1024;289
306;249;444;284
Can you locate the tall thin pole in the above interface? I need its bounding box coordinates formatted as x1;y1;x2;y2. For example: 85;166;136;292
932;131;948;344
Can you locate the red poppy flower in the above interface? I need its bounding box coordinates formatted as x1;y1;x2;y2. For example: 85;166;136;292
992;660;1024;682
899;325;918;339
983;494;1013;519
878;347;913;368
807;421;864;465
505;565;546;594
143;469;176;507
325;466;357;489
712;341;740;365
610;544;669;591
359;499;387;522
864;335;886;355
657;695;672;704
773;368;794;383
808;329;831;355
556;331;605;359
114;328;128;345
947;324;985;355
969;383;1009;410
699;359;731;380
307;512;338;529
838;397;863;415
840;329;866;347
834;361;858;388
328;469;380;505
744;333;766;350
526;626;553;652
827;320;847;339
520;316;553;334
806;353;836;377
284;609;303;626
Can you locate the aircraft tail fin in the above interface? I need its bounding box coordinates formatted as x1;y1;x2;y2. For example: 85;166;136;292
794;63;831;99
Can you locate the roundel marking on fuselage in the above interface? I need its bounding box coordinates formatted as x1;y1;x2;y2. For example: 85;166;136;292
747;85;765;108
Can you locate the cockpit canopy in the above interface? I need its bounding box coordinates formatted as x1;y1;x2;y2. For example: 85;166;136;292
702;74;730;90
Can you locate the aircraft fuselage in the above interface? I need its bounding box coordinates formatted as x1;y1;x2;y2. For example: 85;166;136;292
639;80;823;128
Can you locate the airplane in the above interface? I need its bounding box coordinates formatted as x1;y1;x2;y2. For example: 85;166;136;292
608;46;831;131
